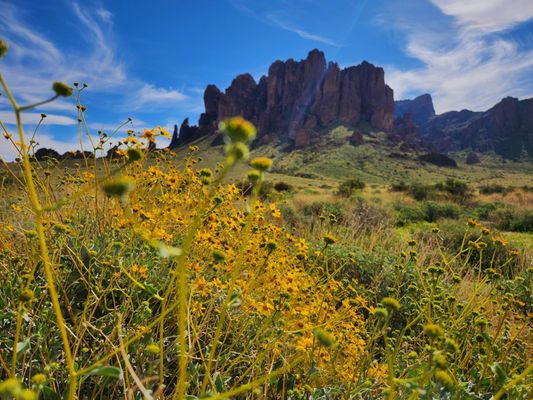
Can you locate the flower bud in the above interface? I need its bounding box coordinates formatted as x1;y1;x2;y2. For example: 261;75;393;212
126;147;143;162
0;39;8;59
249;157;273;172
52;81;73;97
314;328;334;347
247;170;261;183
220;117;256;143
102;176;135;197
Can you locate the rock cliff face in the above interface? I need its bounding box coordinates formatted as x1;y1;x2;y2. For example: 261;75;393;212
467;97;533;159
407;97;533;159
394;94;435;126
179;49;394;147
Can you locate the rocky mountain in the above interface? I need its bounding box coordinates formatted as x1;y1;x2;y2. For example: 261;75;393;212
394;93;435;126
170;49;394;148
395;94;533;159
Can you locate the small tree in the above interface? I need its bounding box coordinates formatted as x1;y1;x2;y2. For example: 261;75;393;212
337;178;365;197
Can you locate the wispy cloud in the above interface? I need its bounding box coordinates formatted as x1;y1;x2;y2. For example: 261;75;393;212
229;0;343;48
0;1;190;160
385;1;533;112
266;14;342;48
0;111;77;126
432;0;533;33
128;84;188;110
0;132;81;161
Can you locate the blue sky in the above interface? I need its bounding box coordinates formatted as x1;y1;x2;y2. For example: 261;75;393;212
1;0;533;159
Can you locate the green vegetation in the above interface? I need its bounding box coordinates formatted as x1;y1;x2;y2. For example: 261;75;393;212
337;178;366;197
0;39;531;399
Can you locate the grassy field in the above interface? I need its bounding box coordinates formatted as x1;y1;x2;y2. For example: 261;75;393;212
0;65;531;399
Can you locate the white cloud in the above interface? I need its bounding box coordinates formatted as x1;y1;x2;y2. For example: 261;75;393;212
0;1;192;160
129;84;188;110
0;111;77;126
386;1;533;112
431;0;533;33
95;7;113;23
0;132;81;161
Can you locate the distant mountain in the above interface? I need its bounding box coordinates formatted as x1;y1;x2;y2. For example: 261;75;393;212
394;94;435;126
395;94;533;159
170;49;394;148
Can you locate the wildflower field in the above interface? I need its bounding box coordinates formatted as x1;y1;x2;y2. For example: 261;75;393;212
0;39;532;399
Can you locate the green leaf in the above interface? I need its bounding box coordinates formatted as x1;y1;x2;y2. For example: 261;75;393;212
85;365;122;379
16;337;30;357
214;372;224;393
41;386;61;400
491;362;507;386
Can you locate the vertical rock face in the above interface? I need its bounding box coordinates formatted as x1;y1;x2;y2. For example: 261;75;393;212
483;97;531;159
418;97;533;159
198;84;222;136
394;94;436;126
185;49;395;147
169;119;199;148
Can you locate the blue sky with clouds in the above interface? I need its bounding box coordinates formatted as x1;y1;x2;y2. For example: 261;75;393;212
1;0;533;159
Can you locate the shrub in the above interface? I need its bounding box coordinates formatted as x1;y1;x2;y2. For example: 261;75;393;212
337;178;366;197
423;201;462;222
494;208;533;232
395;204;427;225
390;180;408;192
273;181;294;192
479;184;513;195
418;152;458;167
435;178;471;199
473;202;501;219
303;201;345;221
395;201;461;225
408;183;433;201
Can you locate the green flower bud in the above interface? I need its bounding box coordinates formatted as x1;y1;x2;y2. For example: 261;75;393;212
127;147;143;162
0;39;8;59
314;328;334;347
19;288;34;302
249;157;273;172
212;249;226;263
373;307;388;319
247;170;261;183
102;176;135;197
52;81;73;97
381;297;401;313
145;344;160;354
423;323;443;338
266;241;277;252
31;374;46;385
226;142;250;164
220;117;257;143
434;370;453;388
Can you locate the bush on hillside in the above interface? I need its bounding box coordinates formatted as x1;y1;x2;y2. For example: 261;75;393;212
337;178;366;197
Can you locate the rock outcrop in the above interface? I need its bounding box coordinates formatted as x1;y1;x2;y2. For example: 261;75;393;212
414;97;533;159
466;152;481;165
392;112;420;141
348;131;364;146
32;149;93;161
394;94;435;126
33;147;61;161
418;153;458;168
179;49;394;147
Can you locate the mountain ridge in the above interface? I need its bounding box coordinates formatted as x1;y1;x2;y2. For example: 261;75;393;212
395;94;533;159
171;49;394;148
168;49;532;160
